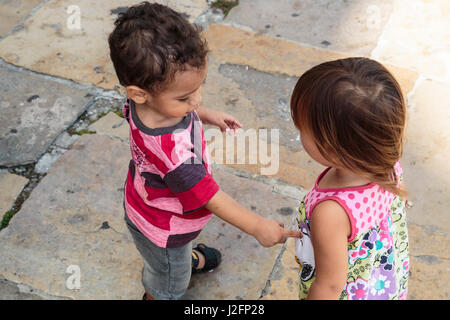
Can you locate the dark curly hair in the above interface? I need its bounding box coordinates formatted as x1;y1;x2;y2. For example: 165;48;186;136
108;2;208;94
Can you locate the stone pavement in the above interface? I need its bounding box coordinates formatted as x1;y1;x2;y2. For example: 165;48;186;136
0;0;448;300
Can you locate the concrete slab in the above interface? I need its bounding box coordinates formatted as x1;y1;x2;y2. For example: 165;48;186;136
0;275;71;300
202;58;325;189
0;0;43;38
218;64;299;151
203;24;418;95
399;78;450;299
225;0;394;56
371;0;450;83
0;134;141;299
0;173;28;214
0;64;93;166
0;0;208;89
408;224;449;299
260;237;299;300
88;111;128;141
402;78;450;232
0;276;43;300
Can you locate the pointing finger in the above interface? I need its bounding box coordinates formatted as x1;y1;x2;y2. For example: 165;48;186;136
284;229;302;238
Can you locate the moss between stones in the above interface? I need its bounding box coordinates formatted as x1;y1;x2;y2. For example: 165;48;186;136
211;0;239;17
0;209;15;230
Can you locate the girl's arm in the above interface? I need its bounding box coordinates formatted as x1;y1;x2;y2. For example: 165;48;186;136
205;190;302;247
307;200;351;300
196;106;242;132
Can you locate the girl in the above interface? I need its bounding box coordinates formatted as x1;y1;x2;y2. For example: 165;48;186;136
290;57;409;300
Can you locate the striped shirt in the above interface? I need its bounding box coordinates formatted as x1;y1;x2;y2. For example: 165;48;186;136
122;99;219;248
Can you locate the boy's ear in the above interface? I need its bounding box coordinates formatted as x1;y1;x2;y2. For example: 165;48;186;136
126;85;150;105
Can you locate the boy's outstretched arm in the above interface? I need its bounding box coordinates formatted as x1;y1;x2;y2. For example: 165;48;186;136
205;190;302;247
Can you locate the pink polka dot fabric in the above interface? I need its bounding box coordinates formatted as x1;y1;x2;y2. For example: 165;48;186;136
305;162;401;242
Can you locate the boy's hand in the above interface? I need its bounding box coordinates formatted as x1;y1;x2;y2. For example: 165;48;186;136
197;107;242;132
205;190;301;248
253;217;302;247
214;111;242;133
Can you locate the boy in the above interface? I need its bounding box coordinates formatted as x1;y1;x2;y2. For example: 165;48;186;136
108;2;300;300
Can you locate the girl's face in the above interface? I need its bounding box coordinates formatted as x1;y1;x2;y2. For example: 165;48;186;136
300;130;334;168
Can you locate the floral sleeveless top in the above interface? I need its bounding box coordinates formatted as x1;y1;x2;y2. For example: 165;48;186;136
295;162;409;300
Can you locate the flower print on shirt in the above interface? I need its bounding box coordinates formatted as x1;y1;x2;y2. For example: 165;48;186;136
348;229;377;265
368;268;397;299
346;277;369;300
379;247;395;271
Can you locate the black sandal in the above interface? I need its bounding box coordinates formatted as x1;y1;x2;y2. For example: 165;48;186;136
191;243;222;274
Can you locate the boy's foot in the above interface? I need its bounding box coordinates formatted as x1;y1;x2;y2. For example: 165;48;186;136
192;249;206;269
192;243;222;274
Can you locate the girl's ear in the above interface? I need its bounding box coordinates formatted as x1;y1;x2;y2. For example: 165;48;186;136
126;86;149;105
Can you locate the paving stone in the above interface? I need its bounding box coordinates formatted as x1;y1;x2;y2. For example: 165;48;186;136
0;276;43;300
217;64;299;151
53;132;79;150
402;79;450;232
225;0;394;56
400;78;450;299
203;24;418;95
0;134;142;299
0;64;93;166
407;225;449;299
203;23;348;78
0;173;28;215
88;111;129;141
34;152;61;174
202;58;324;189
371;0;450;83
0;0;43;37
260;237;299;300
0;0;208;89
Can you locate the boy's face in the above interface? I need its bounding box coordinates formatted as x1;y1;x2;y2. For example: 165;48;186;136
147;64;208;120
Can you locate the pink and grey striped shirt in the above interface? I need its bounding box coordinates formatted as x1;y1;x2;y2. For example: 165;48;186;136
122;99;219;248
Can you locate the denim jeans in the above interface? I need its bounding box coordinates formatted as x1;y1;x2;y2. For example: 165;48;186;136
124;213;192;300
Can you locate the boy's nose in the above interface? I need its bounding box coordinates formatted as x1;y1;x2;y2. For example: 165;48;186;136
190;90;202;107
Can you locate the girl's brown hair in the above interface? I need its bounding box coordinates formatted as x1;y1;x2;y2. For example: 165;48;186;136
290;57;406;197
